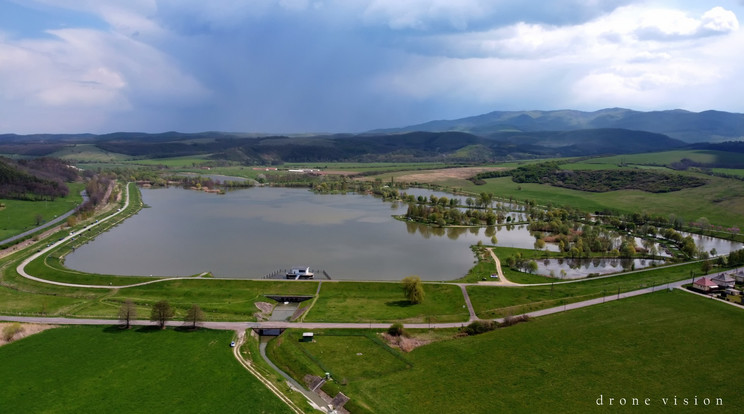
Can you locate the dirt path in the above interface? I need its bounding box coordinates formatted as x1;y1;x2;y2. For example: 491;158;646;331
477;248;522;286
232;331;309;414
390;166;508;185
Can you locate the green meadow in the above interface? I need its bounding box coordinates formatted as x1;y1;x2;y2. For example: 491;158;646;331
461;174;744;228
0;326;295;414
467;262;699;319
271;290;743;413
0;182;85;241
304;281;469;323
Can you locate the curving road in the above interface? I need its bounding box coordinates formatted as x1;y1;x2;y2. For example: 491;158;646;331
0;191;89;247
15;183;192;290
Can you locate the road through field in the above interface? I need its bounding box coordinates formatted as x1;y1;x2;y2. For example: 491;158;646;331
7;271;741;330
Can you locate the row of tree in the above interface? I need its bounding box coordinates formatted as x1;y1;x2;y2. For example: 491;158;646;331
119;300;205;330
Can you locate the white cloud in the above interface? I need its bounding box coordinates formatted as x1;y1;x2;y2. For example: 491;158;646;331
2;1;743;133
0;24;209;132
371;4;744;114
701;6;740;33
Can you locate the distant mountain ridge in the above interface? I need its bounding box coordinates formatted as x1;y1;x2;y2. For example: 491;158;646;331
372;108;744;143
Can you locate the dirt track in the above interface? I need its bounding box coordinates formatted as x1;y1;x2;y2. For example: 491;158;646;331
391;167;507;185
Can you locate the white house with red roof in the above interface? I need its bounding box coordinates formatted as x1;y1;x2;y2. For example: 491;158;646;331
693;277;718;292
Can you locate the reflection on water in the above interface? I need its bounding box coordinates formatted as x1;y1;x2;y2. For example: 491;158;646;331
68;187;551;281
534;258;666;279
679;231;743;256
64;186;737;281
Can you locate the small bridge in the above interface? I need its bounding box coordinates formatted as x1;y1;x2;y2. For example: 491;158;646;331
264;295;314;303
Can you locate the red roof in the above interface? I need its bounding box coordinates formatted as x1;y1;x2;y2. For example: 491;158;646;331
693;277;717;287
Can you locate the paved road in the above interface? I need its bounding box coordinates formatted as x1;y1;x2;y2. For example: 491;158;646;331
456;284;477;322
0;191;89;246
7;270;741;330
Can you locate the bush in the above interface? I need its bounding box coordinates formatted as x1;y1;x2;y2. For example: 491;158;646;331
2;323;23;342
499;314;530;328
462;320;496;336
388;323;405;337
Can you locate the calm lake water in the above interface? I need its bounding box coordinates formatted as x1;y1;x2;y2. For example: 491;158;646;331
534;258;666;279
679;231;743;257
66;187;547;281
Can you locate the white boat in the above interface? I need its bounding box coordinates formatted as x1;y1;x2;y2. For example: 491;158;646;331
286;267;314;279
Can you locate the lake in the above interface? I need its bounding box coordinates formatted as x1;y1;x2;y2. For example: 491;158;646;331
65;187;548;281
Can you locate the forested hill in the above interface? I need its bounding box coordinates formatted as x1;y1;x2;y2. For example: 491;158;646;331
0;157;78;200
374;108;744;143
0;129;686;164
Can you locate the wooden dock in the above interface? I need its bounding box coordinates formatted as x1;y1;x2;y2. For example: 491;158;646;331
263;269;331;280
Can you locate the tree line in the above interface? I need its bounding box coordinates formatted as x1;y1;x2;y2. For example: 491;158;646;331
119;299;206;330
0;156;76;200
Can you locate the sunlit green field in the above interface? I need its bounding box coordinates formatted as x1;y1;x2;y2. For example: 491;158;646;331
271;290;743;413
462;174;744;228
0;326;295;413
0;182;85;242
49;144;132;163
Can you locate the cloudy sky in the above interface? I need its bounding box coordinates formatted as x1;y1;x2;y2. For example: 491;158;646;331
1;0;742;134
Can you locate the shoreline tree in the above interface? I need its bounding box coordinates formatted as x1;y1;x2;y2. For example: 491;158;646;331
402;275;425;304
118;299;137;330
150;300;175;329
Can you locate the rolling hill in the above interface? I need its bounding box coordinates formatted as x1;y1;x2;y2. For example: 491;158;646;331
374;108;744;143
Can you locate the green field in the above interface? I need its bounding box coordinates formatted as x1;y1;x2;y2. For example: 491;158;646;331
713;168;744;178
271;290;743;413
563;150;735;168
268;330;411;383
461;174;744;228
0;326;295;413
0;258;319;321
0;182;85;242
304;281;469;323
467;262;698;318
50;144;132;163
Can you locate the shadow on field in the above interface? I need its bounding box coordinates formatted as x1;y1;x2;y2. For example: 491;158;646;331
101;325;162;333
385;300;415;308
101;324;204;334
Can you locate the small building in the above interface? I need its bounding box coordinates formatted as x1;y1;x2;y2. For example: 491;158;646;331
693;277;718;292
712;274;736;289
286;267;314;280
302;332;314;342
731;270;744;284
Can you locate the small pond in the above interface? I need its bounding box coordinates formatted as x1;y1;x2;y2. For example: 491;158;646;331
533;257;667;279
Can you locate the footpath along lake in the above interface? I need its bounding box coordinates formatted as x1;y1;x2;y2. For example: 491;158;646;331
65;187;546;281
